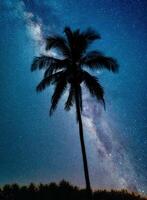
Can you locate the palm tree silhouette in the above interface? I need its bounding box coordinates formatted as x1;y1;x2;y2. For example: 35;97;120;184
31;27;118;197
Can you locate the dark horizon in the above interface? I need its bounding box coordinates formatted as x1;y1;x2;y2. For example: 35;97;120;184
0;180;146;198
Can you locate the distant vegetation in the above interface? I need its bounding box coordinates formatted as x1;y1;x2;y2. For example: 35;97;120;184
0;180;146;200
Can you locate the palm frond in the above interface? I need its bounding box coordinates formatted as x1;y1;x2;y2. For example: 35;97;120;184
50;74;67;115
45;35;70;58
31;55;61;71
82;71;105;107
44;59;68;78
78;28;101;55
64;84;75;111
36;71;64;92
66;28;101;60
81;51;119;72
81;28;101;42
64;27;73;47
64;28;84;61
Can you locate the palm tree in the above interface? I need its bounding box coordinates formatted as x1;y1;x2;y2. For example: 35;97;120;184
31;27;118;198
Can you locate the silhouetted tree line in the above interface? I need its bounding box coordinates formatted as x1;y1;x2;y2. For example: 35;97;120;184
0;180;146;200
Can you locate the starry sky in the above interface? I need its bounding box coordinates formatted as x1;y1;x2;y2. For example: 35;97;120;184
0;0;147;195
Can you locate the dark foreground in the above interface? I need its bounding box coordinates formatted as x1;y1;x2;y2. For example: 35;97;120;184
0;180;146;200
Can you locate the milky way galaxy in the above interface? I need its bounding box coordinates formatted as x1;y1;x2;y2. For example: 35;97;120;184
82;92;138;191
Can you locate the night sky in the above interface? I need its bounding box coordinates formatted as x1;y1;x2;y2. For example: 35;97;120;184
0;0;147;195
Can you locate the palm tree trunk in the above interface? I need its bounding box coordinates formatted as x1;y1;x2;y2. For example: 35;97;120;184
75;88;92;198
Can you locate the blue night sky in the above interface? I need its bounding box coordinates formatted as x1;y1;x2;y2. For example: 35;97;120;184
0;0;147;194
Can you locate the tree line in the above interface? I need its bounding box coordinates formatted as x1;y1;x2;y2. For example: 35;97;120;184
0;180;146;200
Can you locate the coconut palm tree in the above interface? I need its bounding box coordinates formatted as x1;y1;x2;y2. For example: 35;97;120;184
31;27;118;198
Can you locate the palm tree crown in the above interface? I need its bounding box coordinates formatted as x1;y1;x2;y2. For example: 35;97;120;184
31;27;119;116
